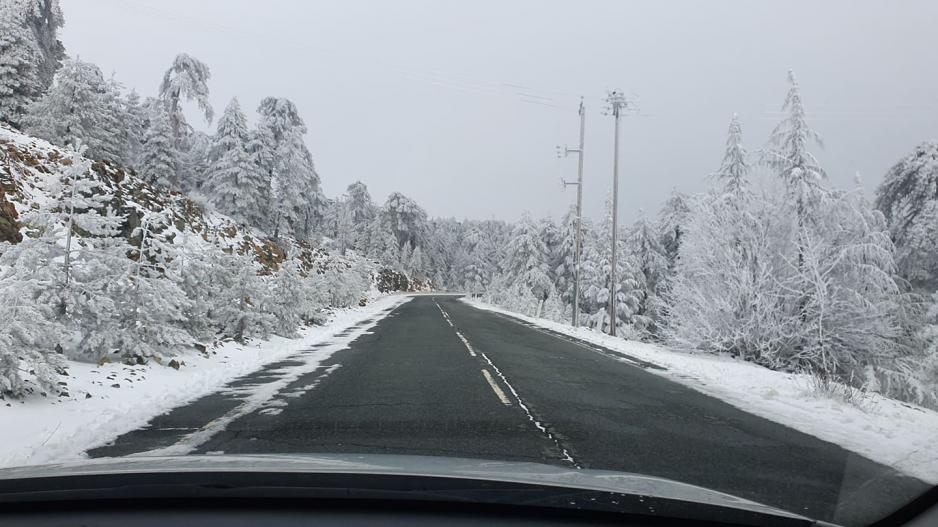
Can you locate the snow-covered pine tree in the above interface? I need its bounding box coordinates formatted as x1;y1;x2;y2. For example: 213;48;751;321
323;258;368;308
139;105;177;187
346;181;376;251
0;0;64;127
333;197;356;255
263;260;309;337
713;114;750;198
762;70;828;333
20;142;132;360
118;210;193;361
657;189;690;276
874;142;938;290
582;194;641;335
368;216;401;269
779;188;902;383
208;250;276;343
158;53;213;189
502;212;555;317
626;211;669;337
205;98;268;227
123;89;147;167
763;70;827;224
0;240;65;397
159;53;212;139
80;74;137;166
553;205;579;309
256;97;325;240
382;192;428;250
24;58;119;161
410;245;426;280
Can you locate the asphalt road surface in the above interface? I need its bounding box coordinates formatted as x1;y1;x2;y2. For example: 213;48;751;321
90;295;929;525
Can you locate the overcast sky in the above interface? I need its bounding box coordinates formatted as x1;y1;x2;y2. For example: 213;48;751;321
60;0;938;223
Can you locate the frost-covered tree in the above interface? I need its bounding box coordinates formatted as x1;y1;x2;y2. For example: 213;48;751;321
123;89;147;166
138;105;177;187
0;0;64;126
763;70;828;328
159;53;212;142
322;259;369;308
658;189;690;274
553;205;580;307
158;53;213;189
118;210;193;361
0;240;65;397
874;142;938;290
24;58;128;162
763;70;826;222
665;192;792;362
256;97;325;239
346;181;376;250
780;190;903;381
713;114;750;198
381;192;427;250
19;143;131;360
579;194;642;335
626;211;669;336
208;250;276;343
263;260;312;337
503;212;554;314
205;98;268;227
368;216;400;268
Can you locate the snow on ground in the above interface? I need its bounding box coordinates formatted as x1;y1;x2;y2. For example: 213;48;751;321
463;298;938;485
0;294;411;470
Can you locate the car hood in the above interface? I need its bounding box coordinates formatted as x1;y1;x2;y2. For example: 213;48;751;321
0;453;814;522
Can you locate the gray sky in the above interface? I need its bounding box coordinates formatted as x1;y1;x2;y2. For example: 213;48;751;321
61;0;938;224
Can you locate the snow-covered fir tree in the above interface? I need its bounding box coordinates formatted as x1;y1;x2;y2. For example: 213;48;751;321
626;211;669;336
763;70;826;222
158;53;213;189
256;97;325;239
208;250;276;343
381;192;428;250
24;58;115;161
874;142;938;290
553;205;580;307
138;105;177;187
713;114;750;198
657;189;690;274
0;240;65;397
0;0;64;126
205;98;268;227
118;210;193;361
18;142;132;360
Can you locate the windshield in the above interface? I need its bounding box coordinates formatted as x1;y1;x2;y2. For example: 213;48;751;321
1;1;937;526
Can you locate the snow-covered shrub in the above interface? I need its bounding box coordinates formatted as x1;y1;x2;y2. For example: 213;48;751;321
0;241;64;397
116;211;193;361
322;258;368;308
264;260;325;337
206;250;276;342
664;193;794;363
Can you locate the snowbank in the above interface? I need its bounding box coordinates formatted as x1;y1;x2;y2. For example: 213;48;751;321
0;294;410;469
463;298;938;485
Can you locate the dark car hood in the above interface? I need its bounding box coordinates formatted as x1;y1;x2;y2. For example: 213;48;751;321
0;453;815;522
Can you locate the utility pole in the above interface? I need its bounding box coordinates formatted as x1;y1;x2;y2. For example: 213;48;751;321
556;97;586;328
604;90;628;337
